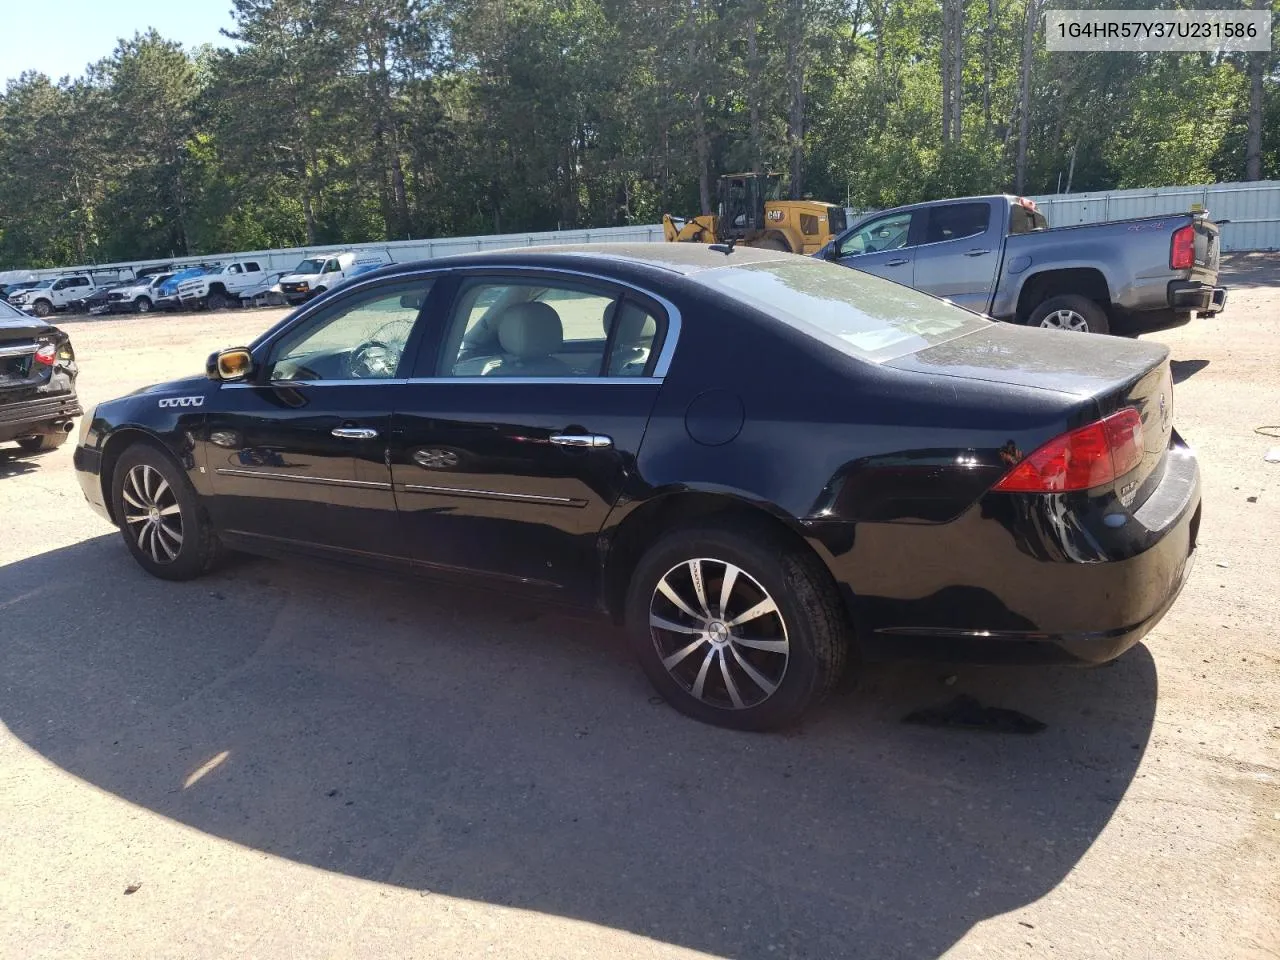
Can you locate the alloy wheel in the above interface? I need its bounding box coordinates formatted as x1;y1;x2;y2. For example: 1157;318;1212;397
121;463;184;563
1038;309;1089;332
649;558;790;710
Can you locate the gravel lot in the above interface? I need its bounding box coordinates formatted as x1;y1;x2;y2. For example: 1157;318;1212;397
1;257;1277;960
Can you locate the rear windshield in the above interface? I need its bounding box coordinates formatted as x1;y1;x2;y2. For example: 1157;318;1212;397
698;257;990;362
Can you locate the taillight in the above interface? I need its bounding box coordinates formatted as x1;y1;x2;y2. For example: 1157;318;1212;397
994;408;1145;493
1170;224;1195;269
33;343;58;366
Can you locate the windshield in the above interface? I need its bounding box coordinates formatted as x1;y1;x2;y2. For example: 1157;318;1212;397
149;274;173;286
699;257;990;362
294;258;326;274
30;280;53;290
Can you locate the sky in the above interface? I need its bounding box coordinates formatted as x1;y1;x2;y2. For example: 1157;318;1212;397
3;0;234;85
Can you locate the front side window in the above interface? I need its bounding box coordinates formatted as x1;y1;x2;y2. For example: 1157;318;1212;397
838;212;913;257
228;264;242;274
437;278;662;379
268;280;432;382
924;203;991;244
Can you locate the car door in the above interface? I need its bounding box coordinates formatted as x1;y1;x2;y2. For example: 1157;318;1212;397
910;200;1001;312
830;210;920;286
201;276;436;558
387;269;671;604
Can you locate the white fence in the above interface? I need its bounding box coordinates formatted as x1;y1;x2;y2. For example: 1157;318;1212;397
1027;180;1280;252
9;179;1278;283
13;223;667;284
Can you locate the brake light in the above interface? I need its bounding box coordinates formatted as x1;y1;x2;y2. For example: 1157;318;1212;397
33;343;57;366
994;408;1144;493
1170;224;1195;269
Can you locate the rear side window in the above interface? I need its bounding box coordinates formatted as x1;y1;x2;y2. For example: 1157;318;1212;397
699;258;989;362
1009;203;1048;234
435;278;663;379
244;262;261;272
924;203;990;244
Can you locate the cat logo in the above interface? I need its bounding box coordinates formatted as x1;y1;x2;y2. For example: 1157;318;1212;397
157;396;204;409
767;209;784;222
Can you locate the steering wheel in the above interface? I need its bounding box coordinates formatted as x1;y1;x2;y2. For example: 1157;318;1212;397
349;340;396;378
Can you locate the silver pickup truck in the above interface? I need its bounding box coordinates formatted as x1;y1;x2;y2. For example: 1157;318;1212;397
818;194;1227;335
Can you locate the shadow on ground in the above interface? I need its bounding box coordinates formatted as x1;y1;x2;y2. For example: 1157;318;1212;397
1171;359;1211;384
1219;252;1280;289
0;536;1158;959
0;448;43;480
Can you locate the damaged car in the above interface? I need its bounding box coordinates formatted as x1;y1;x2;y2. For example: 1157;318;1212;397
0;298;81;453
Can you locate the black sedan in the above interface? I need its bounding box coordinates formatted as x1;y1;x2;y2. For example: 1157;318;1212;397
72;244;1200;730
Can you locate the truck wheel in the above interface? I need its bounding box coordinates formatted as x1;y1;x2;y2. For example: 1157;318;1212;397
32;299;52;317
135;297;152;314
17;433;66;454
1027;295;1110;335
207;291;229;311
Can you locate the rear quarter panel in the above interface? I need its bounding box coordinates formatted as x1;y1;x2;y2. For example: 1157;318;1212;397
994;216;1201;318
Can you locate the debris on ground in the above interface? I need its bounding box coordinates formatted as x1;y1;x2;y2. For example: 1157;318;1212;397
902;695;1047;734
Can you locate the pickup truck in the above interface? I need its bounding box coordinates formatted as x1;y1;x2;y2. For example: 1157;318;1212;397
106;273;173;314
10;274;99;318
818;194;1226;335
177;260;265;310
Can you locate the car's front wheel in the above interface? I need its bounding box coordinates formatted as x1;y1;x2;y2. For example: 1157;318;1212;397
111;443;221;581
135;297;152;314
625;522;849;731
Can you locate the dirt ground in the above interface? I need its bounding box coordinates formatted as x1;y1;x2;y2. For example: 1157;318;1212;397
0;256;1277;959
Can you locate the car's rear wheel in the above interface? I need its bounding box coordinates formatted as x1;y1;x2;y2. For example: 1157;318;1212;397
16;433;66;454
625;522;849;731
1028;294;1111;335
755;235;791;252
111;444;221;581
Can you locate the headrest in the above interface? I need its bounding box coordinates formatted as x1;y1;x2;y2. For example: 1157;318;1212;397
498;301;563;358
604;302;656;344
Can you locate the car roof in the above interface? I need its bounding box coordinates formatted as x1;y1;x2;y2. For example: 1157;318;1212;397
385;242;792;279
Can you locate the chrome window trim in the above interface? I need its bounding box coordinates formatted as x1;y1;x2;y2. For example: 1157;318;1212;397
400;483;587;507
406;376;661;386
254;262;683;380
215;467;392;490
223;378;410;388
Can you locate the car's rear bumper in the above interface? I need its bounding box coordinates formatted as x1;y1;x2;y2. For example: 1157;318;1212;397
0;392;83;443
812;440;1202;665
1169;280;1227;315
73;443;113;522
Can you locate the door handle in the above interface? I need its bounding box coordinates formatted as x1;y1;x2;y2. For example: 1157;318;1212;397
885;258;909;267
550;434;613;448
331;426;378;439
965;248;991;257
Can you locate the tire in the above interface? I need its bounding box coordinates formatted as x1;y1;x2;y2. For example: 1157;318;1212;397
313;286;327;298
110;443;222;581
32;299;52;317
207;290;229;311
624;521;849;731
16;433;66;454
1027;294;1111;335
754;235;791;252
135;297;152;314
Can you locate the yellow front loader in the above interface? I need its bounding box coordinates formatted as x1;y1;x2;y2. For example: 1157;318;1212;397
662;173;847;255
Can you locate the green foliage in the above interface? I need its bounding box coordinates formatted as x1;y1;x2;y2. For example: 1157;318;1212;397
0;0;1276;268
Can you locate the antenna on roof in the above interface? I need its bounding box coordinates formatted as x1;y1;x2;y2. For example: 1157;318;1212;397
708;238;737;255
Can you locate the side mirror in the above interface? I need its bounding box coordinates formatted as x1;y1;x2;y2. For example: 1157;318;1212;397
207;347;254;381
400;293;424;309
823;244;840;261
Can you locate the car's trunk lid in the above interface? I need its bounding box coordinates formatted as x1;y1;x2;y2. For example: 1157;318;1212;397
0;312;56;393
887;323;1174;502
